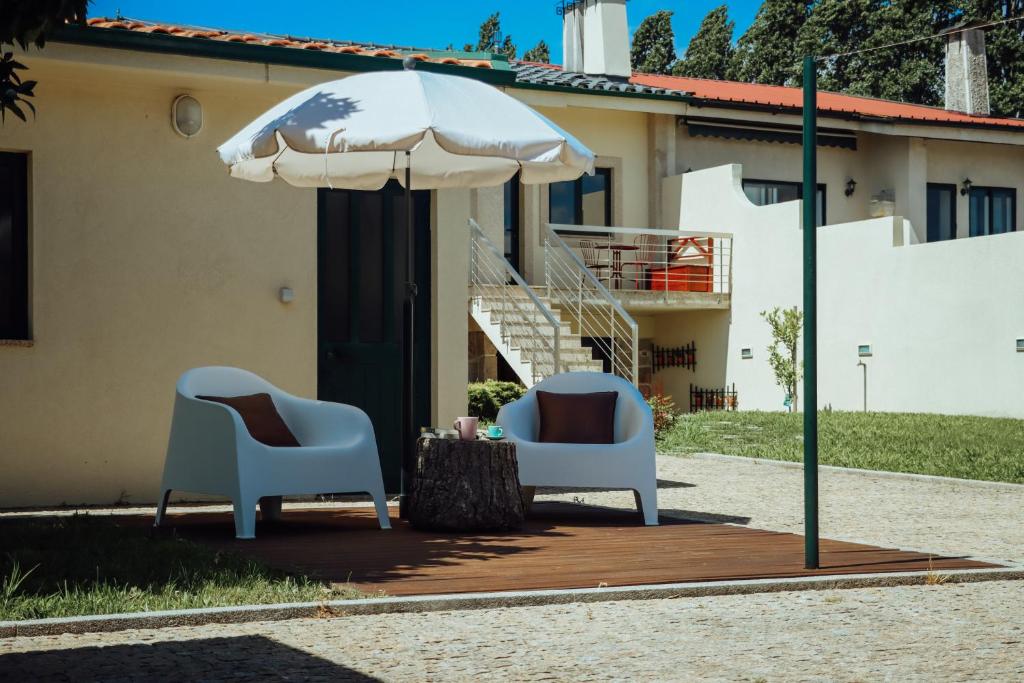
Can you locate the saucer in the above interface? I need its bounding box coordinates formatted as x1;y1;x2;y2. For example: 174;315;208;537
484;434;505;441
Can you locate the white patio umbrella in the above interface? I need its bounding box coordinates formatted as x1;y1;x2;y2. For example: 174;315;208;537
218;62;595;513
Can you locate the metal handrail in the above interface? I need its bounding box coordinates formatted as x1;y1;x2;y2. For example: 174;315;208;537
547;223;734;240
544;224;639;386
469;219;562;382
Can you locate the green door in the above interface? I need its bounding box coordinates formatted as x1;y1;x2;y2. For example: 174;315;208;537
318;182;431;492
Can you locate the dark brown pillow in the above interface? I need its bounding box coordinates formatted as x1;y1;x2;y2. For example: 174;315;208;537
197;393;301;447
536;390;617;444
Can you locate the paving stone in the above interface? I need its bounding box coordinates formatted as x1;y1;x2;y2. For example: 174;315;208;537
2;456;1023;680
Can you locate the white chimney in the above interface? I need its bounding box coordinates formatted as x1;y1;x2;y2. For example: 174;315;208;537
561;0;631;79
943;21;990;116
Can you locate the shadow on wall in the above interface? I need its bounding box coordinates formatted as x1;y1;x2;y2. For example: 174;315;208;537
0;635;382;682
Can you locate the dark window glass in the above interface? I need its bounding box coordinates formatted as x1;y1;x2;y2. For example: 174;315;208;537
503;175;521;272
548;168;612;232
969;186;1017;237
742;179;826;227
0;152;29;340
926;183;956;242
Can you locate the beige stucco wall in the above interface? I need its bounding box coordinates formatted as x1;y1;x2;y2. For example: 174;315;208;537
0;52;468;507
924;138;1024;238
520;106;650;284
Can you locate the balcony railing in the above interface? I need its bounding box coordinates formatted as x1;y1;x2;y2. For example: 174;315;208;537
546;224;733;296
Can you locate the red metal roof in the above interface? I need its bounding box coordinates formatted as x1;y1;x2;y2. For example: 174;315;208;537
630;73;1024;130
84;18;495;69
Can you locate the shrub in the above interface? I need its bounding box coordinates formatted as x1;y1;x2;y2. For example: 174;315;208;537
647;392;678;437
468;380;526;420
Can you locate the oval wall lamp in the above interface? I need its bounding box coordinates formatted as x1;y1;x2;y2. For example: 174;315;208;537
171;94;203;138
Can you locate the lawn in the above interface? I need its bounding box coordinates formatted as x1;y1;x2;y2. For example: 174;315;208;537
0;514;360;621
658;411;1024;484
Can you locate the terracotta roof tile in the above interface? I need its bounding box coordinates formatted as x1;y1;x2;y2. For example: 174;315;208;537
630;73;1024;130
82;17;498;69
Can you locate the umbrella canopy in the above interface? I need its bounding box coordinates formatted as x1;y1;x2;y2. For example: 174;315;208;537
217;68;594;190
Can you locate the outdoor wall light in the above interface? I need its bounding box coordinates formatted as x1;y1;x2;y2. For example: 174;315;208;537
844;178;857;196
960;177;973;196
858;344;872;358
171;94;203;138
741;348;753;360
1017;338;1024;353
279;287;294;304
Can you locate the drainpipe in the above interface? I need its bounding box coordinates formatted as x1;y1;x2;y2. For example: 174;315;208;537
856;360;868;412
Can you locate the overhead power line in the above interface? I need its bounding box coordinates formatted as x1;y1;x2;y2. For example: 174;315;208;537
816;14;1024;61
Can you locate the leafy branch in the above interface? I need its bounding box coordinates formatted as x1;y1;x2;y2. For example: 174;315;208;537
761;306;803;411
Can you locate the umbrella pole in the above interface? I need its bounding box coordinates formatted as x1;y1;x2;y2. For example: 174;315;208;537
400;152;415;519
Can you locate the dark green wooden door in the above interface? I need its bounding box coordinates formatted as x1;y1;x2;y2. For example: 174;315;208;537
318;182;431;492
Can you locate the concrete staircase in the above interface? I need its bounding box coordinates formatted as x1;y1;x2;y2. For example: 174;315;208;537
470;285;604;387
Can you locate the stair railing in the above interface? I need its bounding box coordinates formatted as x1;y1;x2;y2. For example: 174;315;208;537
469;219;562;383
543;224;639;386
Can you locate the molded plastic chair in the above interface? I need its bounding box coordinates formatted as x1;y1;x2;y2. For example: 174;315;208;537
155;366;391;538
497;372;658;525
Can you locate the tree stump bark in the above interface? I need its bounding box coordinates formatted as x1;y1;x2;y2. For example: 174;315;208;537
408;437;525;532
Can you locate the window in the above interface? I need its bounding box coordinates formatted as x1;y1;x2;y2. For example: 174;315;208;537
503;174;521;272
549;167;612;230
742;179;826;227
0;152;28;340
969;186;1016;237
926;183;957;242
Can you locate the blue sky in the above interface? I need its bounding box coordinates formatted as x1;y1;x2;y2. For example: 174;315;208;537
88;1;761;61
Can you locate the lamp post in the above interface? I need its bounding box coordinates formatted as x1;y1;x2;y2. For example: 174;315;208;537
802;55;820;570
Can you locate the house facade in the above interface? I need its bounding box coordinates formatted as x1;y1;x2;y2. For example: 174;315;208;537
0;5;1021;507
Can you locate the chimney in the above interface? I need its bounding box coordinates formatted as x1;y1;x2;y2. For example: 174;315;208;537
943;20;990;116
560;0;631;80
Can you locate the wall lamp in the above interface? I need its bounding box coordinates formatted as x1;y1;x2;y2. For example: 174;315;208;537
844;178;857;197
960;178;973;196
171;94;203;138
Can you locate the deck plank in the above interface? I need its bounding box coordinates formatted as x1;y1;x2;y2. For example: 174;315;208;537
152;502;998;596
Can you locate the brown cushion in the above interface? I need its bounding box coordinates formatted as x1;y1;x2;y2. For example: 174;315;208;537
536;390;617;444
197;393;301;447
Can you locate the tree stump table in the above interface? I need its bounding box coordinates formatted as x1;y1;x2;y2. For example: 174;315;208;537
407;437;526;532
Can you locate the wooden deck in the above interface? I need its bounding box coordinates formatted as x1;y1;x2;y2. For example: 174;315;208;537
155;503;997;596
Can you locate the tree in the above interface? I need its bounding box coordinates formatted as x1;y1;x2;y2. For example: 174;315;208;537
729;0;810;85
672;5;735;79
522;39;550;64
630;10;676;75
794;0;947;105
761;307;803;411
0;0;89;122
473;12;516;59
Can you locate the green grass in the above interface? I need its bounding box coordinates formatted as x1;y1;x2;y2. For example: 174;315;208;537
0;514;361;621
658;411;1024;484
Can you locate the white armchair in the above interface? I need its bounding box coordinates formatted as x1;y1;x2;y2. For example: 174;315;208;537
497;372;658;525
155;366;391;539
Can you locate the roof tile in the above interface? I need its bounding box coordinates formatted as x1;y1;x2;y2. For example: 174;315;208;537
82;17;498;69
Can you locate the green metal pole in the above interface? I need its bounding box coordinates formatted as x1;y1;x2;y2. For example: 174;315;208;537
802;55;819;570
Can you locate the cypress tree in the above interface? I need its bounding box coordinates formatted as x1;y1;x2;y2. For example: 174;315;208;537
672;5;735;79
522;39;551;64
729;0;811;85
630;10;677;74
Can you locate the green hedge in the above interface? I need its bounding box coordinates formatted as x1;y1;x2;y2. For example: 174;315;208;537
468;380;525;420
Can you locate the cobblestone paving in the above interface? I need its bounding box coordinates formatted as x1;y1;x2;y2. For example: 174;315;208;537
3;456;1023;681
2;581;1023;681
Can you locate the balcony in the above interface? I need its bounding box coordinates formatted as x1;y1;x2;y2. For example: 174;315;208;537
544;224;732;312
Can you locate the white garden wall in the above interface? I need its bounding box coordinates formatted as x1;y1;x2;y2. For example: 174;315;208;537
662;164;1024;417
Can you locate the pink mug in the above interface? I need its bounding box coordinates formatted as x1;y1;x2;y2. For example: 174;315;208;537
453;417;479;441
